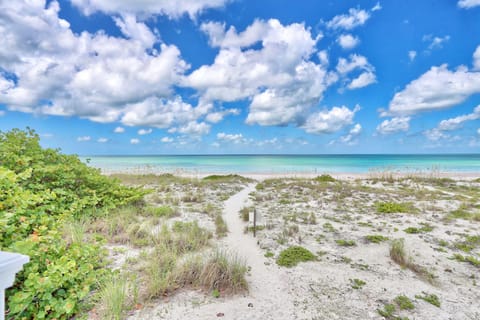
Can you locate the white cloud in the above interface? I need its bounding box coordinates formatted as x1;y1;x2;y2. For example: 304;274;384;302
458;0;480;9
473;45;480;70
0;110;4;116
138;128;153;135
387;64;480;115
130;138;140;144
77;136;91;142
188;19;335;127
301;105;360;134
408;50;417;62
161;137;173;143
338;123;362;145
423;34;450;50
69;0;229;18
205;108;240;123
437;105;480;131
337;34;360;50
372;2;382;11
348;71;376;89
0;1;195;130
477;128;480;135
376;117;410;135
97;137;108;143
326;8;370;30
114;126;125;133
424;128;449;141
174;121;211;136
336;54;370;74
217;132;246;144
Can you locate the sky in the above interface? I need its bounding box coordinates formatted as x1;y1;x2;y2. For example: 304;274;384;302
0;0;480;155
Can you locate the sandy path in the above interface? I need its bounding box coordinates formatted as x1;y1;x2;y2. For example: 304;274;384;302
131;184;295;319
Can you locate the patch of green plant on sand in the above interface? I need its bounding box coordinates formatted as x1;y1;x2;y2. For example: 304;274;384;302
276;246;316;267
415;292;440;308
314;174;336;182
365;234;389;243
376;202;414;214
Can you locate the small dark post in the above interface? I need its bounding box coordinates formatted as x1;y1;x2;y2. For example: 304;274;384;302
253;208;257;237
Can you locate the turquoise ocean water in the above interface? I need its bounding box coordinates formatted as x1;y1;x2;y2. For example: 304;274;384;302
81;154;480;174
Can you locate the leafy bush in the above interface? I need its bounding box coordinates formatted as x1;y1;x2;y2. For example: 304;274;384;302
335;239;356;247
1;129;145;319
276;246;315;267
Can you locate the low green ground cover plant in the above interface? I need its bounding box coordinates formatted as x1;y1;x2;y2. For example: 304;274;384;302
335;239;356;247
314;174;336;182
365;235;389;243
376;202;413;214
276;246;315;267
415;292;440;307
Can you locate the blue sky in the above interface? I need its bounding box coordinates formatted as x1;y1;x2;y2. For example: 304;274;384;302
0;0;479;155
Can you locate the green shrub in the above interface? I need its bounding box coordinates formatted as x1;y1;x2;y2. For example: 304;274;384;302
350;278;366;289
1;129;145;319
276;246;315;267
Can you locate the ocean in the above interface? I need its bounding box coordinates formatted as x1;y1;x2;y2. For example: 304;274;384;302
80;154;480;175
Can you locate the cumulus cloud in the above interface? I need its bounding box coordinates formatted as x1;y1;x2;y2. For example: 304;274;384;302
69;0;229;18
458;0;480;8
387;64;480;115
337;34;360;50
114;126;125;133
130;138;140;144
187;19;335;127
301;105;360;134
408;50;417;62
77;136;91;142
205;108;240;123
326;8;370;30
376;117;410;135
138;128;153;135
348;71;376;89
0;1;219;134
337;123;362;145
97;137;108;143
336;54;376;90
217;132;246;144
473;45;480;70
424;128;449;141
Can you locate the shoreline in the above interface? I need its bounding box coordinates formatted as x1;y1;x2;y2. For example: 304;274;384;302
100;167;480;181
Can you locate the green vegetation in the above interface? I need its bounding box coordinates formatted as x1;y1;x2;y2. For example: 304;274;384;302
314;174;336;182
264;251;274;258
350;278;366;289
202;174;252;184
239;207;250;222
215;215;228;238
335;239;356;247
394;295;415;310
415;292;440;308
1;129;145;319
323;222;336;232
97;274;131;320
403;224;434;234
454;235;480;253
447;203;480;221
145;205;177;218
276;246;315;267
452;253;480;268
376;202;413;214
365;234;389;243
377;304;397;319
390;239;436;283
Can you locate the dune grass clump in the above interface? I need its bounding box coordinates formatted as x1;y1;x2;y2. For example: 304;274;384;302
276;246;315;267
452;253;480;268
350;278;366;289
239;207;250;222
202;174;252;184
403;224;434;234
145;205;178;218
97;274;131;320
390;239;436;283
365;234;389;243
376;202;413;214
